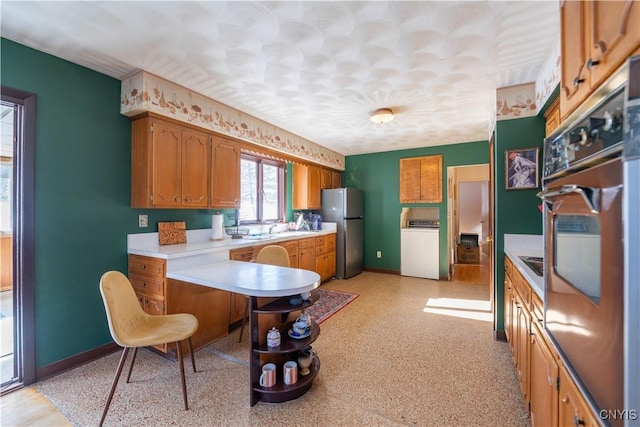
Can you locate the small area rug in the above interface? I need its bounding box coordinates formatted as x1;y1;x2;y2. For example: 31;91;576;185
306;288;358;324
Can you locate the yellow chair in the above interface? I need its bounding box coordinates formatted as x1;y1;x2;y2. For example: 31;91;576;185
238;245;290;342
99;271;199;426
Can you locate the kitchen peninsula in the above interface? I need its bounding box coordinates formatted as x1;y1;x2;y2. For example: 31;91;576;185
127;226;333;405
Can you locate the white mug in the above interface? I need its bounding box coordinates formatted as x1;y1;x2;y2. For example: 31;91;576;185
283;361;298;385
259;363;276;388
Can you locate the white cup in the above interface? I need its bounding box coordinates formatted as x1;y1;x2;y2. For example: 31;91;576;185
283;361;298;385
259;363;276;388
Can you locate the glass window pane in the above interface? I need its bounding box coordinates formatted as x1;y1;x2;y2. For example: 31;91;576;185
240;159;257;221
263;164;279;220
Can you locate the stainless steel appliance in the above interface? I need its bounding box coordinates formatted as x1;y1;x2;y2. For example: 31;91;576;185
401;219;440;280
538;60;636;423
321;188;363;279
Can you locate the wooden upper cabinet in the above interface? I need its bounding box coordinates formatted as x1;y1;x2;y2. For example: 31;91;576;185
331;171;342;188
320;168;332;190
588;1;640;89
293;164;321;210
560;0;640;120
151;121;182;207
560;0;589;121
399;155;442;203
544;97;561;137
211;136;240;208
181;129;209;208
132;117;210;208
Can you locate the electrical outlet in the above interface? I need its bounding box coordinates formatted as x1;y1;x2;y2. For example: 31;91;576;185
376;250;382;259
138;214;148;227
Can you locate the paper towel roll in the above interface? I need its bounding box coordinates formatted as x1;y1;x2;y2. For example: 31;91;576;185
211;214;224;241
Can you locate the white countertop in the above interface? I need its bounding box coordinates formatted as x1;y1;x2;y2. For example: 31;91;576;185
504;234;544;300
168;260;321;297
128;225;336;260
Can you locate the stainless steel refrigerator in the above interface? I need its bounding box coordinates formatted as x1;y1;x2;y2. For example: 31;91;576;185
321;187;363;279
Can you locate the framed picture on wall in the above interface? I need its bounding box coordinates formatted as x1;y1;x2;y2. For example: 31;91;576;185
505;147;539;190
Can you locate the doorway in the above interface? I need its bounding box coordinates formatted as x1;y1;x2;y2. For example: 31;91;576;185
1;102;15;386
1;87;36;393
447;164;490;285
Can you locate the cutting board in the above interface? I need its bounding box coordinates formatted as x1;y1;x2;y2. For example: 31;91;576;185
158;221;187;245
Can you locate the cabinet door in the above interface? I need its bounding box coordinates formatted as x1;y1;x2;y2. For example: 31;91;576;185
152;121;182;206
559;366;600;427
299;247;316;271
515;293;530;405
399;158;422;203
181;129;209;207
211;137;240;208
544;98;561;137
588;0;640;89
293;164;322;210
230;293;248;324
530;321;559;427
308;165;321;209
504;275;513;345
419;155;442;203
320;168;332;189
331;171;342;188
560;0;590;120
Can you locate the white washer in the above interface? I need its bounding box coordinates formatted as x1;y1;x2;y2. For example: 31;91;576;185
401;227;439;280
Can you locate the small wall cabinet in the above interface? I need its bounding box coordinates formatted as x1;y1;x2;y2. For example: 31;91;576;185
399;155;443;203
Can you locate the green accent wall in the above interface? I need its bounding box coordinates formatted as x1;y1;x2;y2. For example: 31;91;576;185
344;142;489;277
493;115;545;330
1;39;241;369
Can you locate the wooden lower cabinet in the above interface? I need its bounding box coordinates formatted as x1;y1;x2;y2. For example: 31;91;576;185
128;254;230;358
298;237;316;272
315;234;336;282
530;320;559;427
514;291;530;406
559;365;600;427
504;255;601;427
230;293;248;324
166;278;230;356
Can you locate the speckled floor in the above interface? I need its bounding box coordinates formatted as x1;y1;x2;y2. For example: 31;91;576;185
35;272;529;426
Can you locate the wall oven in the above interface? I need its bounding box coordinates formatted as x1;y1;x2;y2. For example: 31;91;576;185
538;60;633;422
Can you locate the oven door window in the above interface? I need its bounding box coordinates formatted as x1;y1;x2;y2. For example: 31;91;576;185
553;214;601;304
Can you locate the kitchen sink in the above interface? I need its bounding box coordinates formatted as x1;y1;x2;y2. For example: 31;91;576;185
519;256;544;277
244;234;277;241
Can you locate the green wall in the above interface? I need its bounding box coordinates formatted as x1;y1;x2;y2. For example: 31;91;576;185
1;39;237;369
493;115;545;330
344;141;489;277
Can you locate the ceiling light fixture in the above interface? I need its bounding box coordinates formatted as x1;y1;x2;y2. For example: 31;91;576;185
370;108;394;124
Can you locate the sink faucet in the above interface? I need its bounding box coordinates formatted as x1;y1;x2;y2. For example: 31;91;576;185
269;224;278;234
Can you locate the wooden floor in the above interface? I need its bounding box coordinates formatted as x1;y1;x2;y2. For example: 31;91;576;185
0;386;71;426
451;258;489;284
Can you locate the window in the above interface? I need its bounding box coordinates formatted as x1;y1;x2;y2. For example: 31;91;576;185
239;154;285;223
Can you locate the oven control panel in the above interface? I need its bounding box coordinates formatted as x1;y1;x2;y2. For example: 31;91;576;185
543;88;625;181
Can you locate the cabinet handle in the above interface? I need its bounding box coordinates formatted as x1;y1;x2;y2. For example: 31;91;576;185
586;58;600;69
573;77;585;88
174;196;181;202
185;197;191;202
574;416;586;426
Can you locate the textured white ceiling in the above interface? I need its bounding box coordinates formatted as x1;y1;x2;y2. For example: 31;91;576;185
0;1;559;156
